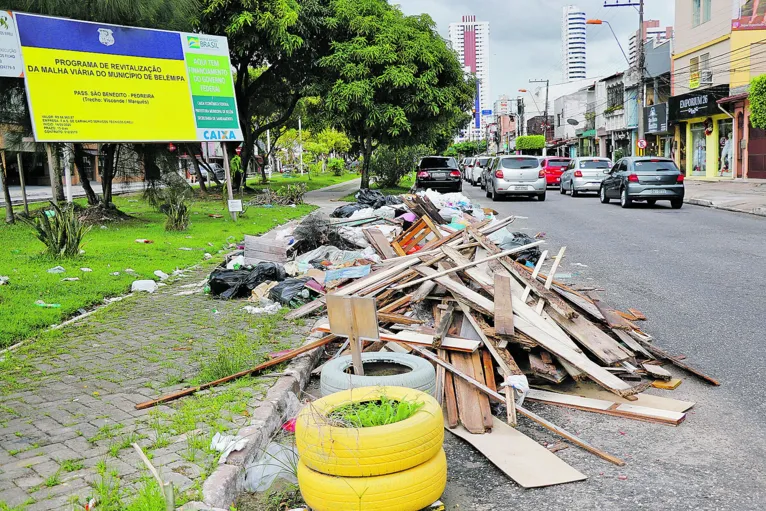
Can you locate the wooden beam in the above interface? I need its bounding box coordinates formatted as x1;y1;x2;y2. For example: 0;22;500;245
544;247;566;290
312;323;480;353
643;363;672;381
629;334;720;386
528;352;567;383
450;351;488;434
493;274;515;336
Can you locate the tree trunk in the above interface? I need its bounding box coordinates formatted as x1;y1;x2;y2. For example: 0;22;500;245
102;143;118;205
45;143;65;202
183;144;207;194
16;152;29;216
361;135;373;189
0;151;14;224
72;144;100;206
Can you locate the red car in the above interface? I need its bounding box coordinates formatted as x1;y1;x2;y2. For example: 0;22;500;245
540;157;571;187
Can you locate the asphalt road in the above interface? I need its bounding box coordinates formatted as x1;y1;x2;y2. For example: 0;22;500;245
443;181;766;510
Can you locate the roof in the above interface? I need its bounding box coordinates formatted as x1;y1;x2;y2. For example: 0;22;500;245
599;71;624;82
717;92;748;104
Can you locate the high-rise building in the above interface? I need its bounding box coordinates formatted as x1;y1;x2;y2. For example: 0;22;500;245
449;15;490;139
629;20;673;66
562;5;587;82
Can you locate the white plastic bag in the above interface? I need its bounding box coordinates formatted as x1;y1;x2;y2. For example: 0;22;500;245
244;442;299;492
210;432;249;464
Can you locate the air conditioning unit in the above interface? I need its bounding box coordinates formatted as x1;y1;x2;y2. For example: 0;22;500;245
700;70;713;85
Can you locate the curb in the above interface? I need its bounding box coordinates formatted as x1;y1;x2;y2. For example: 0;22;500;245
180;333;325;511
685;197;766;217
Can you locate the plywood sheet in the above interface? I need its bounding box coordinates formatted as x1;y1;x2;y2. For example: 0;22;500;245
448;416;587;488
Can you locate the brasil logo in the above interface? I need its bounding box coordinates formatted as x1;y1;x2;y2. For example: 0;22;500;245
187;36;200;49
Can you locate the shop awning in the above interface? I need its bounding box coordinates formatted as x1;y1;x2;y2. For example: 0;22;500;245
717;92;748;104
578;129;596;138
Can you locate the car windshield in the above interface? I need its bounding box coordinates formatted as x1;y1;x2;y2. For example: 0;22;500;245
421;157;456;169
546;159;569;168
634;160;679;172
478;158;491;166
579;160;611;169
501;158;539;170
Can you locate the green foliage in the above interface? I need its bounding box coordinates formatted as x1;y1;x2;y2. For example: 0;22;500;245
613;148;626;161
328;396;425;428
25;202;91;258
446;140;487;157
327;157;345;176
515;135;546;151
275;183;308;205
750;75;766;130
320;0;475;187
369;145;430;188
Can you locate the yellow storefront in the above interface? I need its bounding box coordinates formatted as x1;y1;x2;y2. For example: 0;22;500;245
670;85;733;179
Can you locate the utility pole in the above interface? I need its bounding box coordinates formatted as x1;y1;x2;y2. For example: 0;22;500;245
298;116;304;175
605;0;645;155
530;79;550;155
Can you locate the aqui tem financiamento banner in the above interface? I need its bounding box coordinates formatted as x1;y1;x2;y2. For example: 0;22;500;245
14;12;243;142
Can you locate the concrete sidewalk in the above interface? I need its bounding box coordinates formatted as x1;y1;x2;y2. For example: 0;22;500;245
684;179;766;217
0;182;146;207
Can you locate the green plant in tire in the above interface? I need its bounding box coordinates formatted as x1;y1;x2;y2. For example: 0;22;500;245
327;396;424;428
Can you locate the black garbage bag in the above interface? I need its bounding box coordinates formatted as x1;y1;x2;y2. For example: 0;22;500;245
497;232;542;265
355;189;403;209
330;203;366;218
208;263;287;299
269;277;312;305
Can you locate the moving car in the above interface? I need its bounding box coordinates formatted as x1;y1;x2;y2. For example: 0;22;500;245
479;157;497;190
484;155;546;202
469;156;492;186
416;156;462;192
540;157;571;187
599;157;684;209
560;157;612;196
460;157;476;181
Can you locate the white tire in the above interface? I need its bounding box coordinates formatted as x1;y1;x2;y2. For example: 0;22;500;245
320;353;436;397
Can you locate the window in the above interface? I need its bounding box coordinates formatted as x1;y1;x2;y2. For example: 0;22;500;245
700;53;710;71
607;82;624;110
690;56;699;76
693;0;711;27
501;158;540;169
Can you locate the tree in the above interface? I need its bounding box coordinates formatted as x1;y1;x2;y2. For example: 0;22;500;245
320;0;475;189
197;0;334;186
750;75;766;130
515;135;546;151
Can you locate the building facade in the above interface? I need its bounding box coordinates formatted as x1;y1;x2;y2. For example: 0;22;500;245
562;5;587;82
449;15;491;139
629;20;674;66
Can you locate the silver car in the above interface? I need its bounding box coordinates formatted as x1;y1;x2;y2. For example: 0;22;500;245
559;157;612;197
485;155;547;202
470;156;492;186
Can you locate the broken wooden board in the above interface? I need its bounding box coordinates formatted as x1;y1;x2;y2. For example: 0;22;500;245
471;351;495;431
363;228;397;259
535;381;695;413
546;307;634;365
450;352;490;434
629;334;720;386
447;417;587;488
312;323;481;353
526;389;686;426
643;363;672;381
586;293;637;330
652;378;682;390
528;352;567;383
493;273;515;336
612;329;654;359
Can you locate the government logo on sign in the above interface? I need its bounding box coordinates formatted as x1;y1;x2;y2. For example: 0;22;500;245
98;28;114;46
187;36;200;49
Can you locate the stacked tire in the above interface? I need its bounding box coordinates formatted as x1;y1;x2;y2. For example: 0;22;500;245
319;352;437;397
295;386;447;511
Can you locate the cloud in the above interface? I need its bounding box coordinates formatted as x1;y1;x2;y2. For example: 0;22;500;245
395;0;674;105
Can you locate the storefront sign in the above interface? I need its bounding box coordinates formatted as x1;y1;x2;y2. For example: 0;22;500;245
644;103;669;134
15;12;243;142
0;11;23;77
733;1;766;30
669;85;729;121
612;130;631;141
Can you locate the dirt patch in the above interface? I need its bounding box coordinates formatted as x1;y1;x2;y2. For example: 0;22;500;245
343;361;413;377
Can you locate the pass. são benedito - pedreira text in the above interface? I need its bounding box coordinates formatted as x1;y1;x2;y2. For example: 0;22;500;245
73;90;156;105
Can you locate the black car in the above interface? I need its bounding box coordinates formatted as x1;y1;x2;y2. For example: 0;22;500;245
600;157;684;209
416;156;462;192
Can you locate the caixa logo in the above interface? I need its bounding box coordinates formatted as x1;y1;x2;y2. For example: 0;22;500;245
203;130;236;140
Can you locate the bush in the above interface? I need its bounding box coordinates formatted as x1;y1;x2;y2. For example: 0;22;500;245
161;190;190;231
26;201;91;258
750;75;766;129
613;148;626;161
370;145;431;188
276;183;308;205
515;135;546;151
328;158;345;176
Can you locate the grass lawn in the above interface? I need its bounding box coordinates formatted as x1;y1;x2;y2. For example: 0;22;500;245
247;171;359;193
0;194;315;349
340;174;415;202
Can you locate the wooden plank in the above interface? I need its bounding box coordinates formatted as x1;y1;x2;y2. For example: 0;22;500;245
525;390;686;426
448;417;587;488
416;195;449;225
522;250;548;302
652;378;683;390
434;304;455;348
481;350;498;392
587;293;636;330
643;363;672;381
493;273;515;336
629;335;721;386
416;266;495;316
442;352;459;428
421;214;444;238
612;329;654;359
535;381;695;413
545;307;634;365
471;351;495;431
376;313;423;326
405;343;624;466
312;323;480;352
528;352;567;383
544;247;566;290
450;352;488;434
454;300;513;378
363;228;397;259
441;245;494;288
628;308;647;320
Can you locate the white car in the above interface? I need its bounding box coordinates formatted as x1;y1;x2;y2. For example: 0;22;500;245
470;156;492;186
559;157;612;196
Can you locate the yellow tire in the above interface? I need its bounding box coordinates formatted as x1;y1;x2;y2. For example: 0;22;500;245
295;386;443;477
298;448;447;511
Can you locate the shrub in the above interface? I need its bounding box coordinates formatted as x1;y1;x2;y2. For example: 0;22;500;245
276;183;308;205
27;201;91;258
613;148;626;161
515;135;546;151
369;145;431;188
161;190;190;231
327;396;424;428
750;75;766;130
327;157;345;176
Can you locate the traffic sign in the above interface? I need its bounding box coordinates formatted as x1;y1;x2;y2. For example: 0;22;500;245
235;146;242;155
637;139;648;149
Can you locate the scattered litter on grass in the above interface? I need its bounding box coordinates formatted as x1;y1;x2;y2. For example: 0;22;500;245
153;270;169;281
204;253;213;260
80;267;92;272
210;432;249;464
35;300;61;308
61;277;80;282
131;280;158;293
47;266;65;274
179;247;193;251
110;272;120;276
244;303;281;315
244;442;299;492
0;276;8;285
135;239;154;244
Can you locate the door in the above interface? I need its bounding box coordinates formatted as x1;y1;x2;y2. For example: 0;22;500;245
605;160;625;198
748;125;766;179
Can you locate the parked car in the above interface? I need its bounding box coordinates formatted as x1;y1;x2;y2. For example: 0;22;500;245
416;156;462;192
479;157;497;190
469;156;492;186
460;157;476;181
560;157;612;197
198;162;227;182
539;157;571;187
600;157;684;209
484;155;546;202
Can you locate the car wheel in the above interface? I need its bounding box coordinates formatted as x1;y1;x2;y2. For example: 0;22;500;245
647;199;657;206
486;184;492;198
537;191;546;202
620;188;632;208
480;178;486;190
600;186;610;204
559;183;566;195
490;184;498;202
571;183;579;197
671;199;683;209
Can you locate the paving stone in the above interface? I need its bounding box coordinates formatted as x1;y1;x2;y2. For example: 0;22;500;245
27;494;80;511
14;473;45;489
0;486;31;507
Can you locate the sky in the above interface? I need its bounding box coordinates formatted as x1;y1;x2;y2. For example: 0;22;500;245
395;0;675;109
